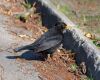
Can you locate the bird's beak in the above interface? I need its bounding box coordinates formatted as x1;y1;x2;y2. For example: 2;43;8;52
64;25;71;30
64;25;68;29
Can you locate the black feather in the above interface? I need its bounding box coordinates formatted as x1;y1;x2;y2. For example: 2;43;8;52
14;21;66;60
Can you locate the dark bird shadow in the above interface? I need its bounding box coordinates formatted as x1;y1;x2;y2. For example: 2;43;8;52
6;51;46;61
25;0;60;29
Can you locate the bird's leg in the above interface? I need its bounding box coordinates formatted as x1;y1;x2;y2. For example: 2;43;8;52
50;54;53;59
59;44;63;49
46;54;53;61
61;48;67;54
59;44;67;54
42;52;48;61
47;53;56;61
59;44;66;54
47;54;51;60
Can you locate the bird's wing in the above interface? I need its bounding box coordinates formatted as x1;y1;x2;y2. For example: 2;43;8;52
34;35;62;52
30;28;56;47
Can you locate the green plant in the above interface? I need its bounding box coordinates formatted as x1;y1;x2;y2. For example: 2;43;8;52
21;0;32;9
87;77;94;80
15;12;30;22
80;77;94;80
93;40;100;47
70;63;78;72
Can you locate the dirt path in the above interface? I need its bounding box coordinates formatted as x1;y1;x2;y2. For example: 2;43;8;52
0;12;41;80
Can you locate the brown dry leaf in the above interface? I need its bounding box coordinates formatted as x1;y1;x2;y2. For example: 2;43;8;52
30;14;33;18
0;7;3;12
0;5;13;15
18;34;30;38
5;0;16;2
2;9;12;16
7;10;13;15
84;32;95;39
0;48;3;52
5;0;10;2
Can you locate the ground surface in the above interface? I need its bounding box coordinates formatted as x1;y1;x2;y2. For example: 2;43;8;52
64;0;100;39
0;0;88;80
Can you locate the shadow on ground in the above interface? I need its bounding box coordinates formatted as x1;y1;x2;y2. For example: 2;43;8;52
26;0;61;29
6;51;45;61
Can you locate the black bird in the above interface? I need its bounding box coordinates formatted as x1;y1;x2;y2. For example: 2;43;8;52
14;21;67;60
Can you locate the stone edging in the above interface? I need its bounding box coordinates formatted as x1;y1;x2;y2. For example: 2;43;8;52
38;0;100;80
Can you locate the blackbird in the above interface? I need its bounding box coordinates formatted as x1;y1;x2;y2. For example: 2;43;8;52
14;21;67;60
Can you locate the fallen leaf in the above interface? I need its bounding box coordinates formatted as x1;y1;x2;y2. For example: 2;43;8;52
18;34;30;38
84;32;95;39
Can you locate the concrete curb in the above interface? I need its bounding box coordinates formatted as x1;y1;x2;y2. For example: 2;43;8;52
39;0;100;80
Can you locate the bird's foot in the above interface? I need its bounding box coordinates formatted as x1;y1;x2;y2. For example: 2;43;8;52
47;54;57;61
45;54;51;61
42;58;47;61
60;48;67;54
42;53;48;61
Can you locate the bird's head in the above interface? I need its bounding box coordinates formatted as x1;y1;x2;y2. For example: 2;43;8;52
54;21;67;31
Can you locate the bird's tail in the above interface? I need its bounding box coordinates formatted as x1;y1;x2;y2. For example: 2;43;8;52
13;45;34;52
